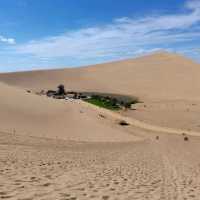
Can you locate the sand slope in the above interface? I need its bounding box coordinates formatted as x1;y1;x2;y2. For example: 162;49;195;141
0;82;138;142
0;52;200;100
1;130;200;200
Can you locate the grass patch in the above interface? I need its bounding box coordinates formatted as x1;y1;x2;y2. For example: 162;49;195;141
85;97;120;110
84;92;140;111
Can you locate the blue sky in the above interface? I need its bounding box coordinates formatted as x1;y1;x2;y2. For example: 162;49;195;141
0;0;200;72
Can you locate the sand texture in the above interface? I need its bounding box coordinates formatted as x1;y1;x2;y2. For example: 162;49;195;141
0;52;200;199
0;52;200;101
1;132;200;200
1;52;200;133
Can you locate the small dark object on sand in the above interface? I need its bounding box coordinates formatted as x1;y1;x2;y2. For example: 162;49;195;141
119;120;129;126
156;136;159;140
182;133;186;136
99;114;106;118
184;136;189;141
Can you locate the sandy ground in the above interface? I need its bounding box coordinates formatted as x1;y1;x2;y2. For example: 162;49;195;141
0;52;200;199
122;99;200;133
0;82;139;143
1;131;200;200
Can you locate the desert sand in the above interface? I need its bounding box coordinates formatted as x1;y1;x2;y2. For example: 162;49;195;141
1;52;200;199
1;131;200;200
1;52;200;101
1;51;200;132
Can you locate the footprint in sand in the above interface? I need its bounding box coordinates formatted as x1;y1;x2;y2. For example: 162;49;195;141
42;182;51;187
102;195;110;200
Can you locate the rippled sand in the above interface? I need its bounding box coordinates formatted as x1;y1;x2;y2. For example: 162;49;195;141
1;132;200;200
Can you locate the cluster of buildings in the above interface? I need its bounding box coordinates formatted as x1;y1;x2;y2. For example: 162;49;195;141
46;85;90;100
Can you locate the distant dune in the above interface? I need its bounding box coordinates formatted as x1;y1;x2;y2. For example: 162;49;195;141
0;52;200;101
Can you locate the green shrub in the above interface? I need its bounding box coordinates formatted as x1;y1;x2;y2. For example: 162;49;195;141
83;92;139;110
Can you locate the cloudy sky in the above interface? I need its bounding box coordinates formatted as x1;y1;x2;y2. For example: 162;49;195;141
0;0;200;72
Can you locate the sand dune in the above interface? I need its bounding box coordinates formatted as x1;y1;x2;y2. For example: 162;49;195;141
0;52;200;100
1;51;200;133
0;82;139;142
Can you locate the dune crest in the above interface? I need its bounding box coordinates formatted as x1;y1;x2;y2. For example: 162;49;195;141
0;52;199;100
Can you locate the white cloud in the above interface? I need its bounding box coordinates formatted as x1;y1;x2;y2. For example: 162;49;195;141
0;35;15;45
14;0;200;61
186;0;200;10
